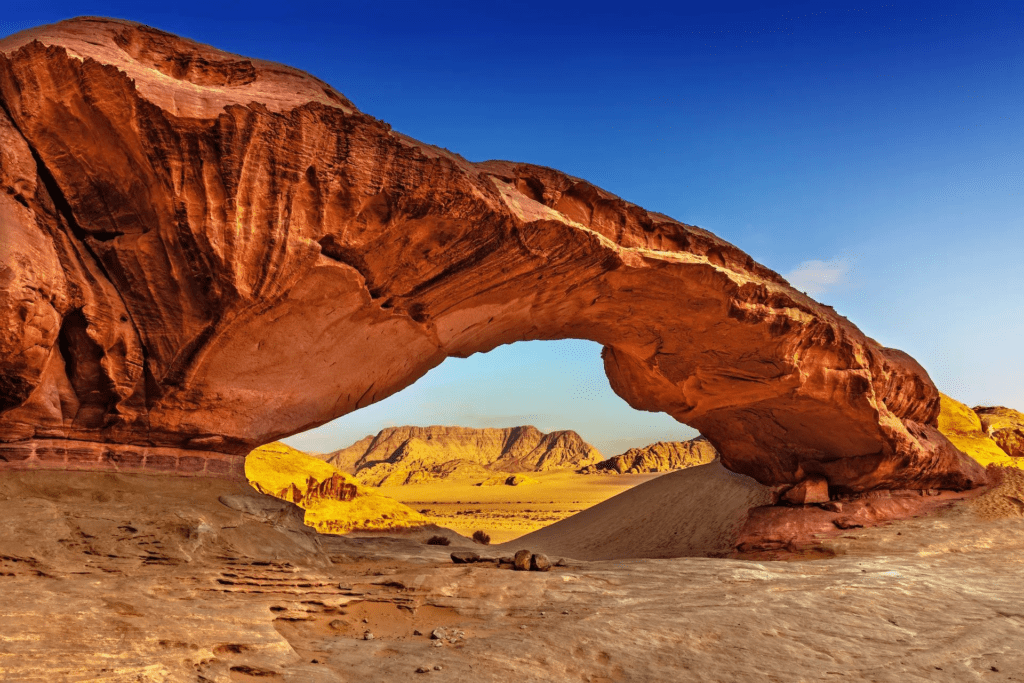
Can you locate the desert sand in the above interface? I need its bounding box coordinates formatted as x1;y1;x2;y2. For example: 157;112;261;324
2;467;1024;682
378;470;667;544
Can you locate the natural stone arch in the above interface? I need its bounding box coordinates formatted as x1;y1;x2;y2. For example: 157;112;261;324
0;18;985;492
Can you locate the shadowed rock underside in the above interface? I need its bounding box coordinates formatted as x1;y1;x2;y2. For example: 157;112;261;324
0;17;986;493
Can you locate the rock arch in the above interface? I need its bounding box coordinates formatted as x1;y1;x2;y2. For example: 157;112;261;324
0;18;985;492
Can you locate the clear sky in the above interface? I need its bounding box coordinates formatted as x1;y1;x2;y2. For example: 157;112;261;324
4;1;1022;456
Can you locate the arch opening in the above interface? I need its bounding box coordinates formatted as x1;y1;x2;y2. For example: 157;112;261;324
283;339;699;459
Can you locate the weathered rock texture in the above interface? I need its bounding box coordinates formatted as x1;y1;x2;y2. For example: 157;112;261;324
245;442;426;534
974;406;1024;460
578;436;717;474
0;18;987;492
780;476;830;505
937;394;1021;468
325;425;603;486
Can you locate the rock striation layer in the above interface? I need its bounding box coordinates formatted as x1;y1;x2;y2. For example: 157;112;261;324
0;17;987;492
578;437;718;474
325;425;603;486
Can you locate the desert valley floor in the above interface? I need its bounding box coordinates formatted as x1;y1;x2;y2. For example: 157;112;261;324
2;467;1023;683
377;471;666;544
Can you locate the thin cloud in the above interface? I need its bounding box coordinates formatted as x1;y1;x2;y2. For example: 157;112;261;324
784;257;852;297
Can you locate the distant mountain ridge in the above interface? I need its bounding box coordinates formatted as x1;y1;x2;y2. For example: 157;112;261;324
578;437;718;474
321;425;604;486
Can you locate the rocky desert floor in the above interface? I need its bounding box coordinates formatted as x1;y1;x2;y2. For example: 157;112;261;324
2;469;1024;683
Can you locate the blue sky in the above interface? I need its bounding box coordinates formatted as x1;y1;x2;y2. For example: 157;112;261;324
4;1;1022;456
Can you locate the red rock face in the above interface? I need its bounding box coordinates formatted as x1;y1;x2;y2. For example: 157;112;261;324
781;477;830;505
0;18;987;492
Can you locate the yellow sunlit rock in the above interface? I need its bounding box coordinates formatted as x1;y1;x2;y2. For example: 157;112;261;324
937;394;1022;469
246;442;426;534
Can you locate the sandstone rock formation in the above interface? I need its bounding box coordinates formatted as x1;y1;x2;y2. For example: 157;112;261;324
2;467;1023;681
324;425;602;485
937;394;1024;468
246;442;425;533
974;406;1024;460
780;476;829;505
577;436;717;474
0;18;987;493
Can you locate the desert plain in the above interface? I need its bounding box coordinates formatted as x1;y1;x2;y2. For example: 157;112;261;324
380;471;663;544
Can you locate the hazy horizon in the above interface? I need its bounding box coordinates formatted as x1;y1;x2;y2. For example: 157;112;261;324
8;1;1020;456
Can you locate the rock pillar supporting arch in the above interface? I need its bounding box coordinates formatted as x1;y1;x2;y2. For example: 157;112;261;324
0;18;985;492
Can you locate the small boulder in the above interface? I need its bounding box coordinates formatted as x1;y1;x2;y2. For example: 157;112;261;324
530;553;552;572
513;549;532;571
781;477;830;505
430;628;447;640
450;551;480;564
363;631;375;641
820;501;844;513
833;517;863;529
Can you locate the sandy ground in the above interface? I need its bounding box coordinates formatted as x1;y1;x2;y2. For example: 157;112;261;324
2;469;1024;682
507;462;777;560
377;471;665;544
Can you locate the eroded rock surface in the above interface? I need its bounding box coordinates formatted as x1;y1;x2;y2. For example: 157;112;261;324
2;469;1023;682
0;17;986;492
937;394;1017;467
245;442;427;534
780;476;830;505
974;406;1024;460
326;425;603;485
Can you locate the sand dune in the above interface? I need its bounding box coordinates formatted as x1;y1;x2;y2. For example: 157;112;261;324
505;461;776;560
